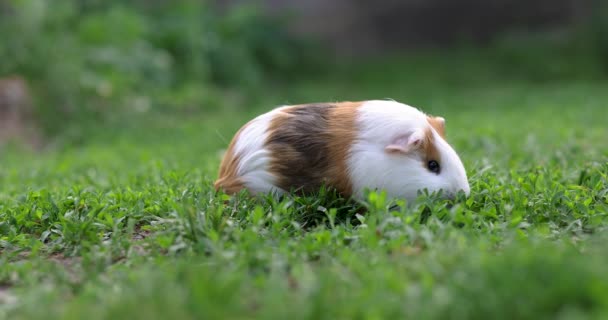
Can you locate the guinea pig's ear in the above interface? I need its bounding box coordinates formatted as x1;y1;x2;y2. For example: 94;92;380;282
427;116;446;138
385;129;425;154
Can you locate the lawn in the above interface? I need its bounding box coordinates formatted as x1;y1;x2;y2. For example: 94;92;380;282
1;57;608;319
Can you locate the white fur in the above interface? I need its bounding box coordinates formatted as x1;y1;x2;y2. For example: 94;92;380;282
347;100;470;202
232;106;289;196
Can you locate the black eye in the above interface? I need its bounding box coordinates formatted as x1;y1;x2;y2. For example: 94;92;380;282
427;160;440;174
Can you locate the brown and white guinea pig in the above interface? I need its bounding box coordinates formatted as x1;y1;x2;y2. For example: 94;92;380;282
214;100;470;202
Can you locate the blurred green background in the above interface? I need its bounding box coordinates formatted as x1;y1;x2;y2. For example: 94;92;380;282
0;0;607;147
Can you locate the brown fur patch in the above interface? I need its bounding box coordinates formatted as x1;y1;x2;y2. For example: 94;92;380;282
326;102;361;195
426;116;446;139
214;125;246;194
422;127;442;172
265;102;361;197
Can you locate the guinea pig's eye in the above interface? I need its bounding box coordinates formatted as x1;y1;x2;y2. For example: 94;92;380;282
427;160;440;174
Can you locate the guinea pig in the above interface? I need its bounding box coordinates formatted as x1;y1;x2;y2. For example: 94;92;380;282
214;100;470;203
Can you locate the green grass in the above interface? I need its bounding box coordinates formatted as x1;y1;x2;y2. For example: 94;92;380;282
1;56;608;320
